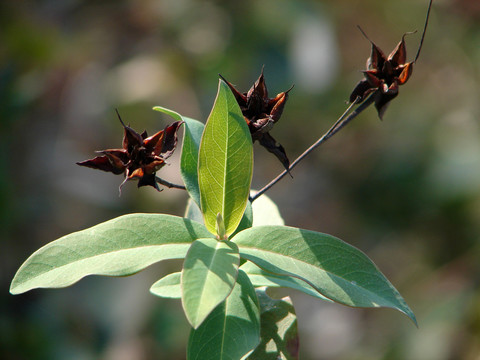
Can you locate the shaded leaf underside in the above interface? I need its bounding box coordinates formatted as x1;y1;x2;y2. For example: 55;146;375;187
10;214;212;294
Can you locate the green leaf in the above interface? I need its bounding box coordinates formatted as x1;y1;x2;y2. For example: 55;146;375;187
153;106;204;206
187;270;260;360
182;238;240;328
232;226;417;325
10;214;212;295
247;290;299;360
185;198;204;224
198;79;253;237
150;272;182;299
251;192;284;226
240;261;331;302
180;117;205;206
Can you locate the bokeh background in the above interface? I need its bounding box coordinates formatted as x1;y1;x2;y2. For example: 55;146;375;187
2;0;480;359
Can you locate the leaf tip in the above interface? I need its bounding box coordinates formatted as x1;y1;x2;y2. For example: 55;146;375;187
9;286;19;295
404;307;418;328
9;280;26;295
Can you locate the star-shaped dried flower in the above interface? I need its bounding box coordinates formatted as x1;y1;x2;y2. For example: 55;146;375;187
220;70;293;171
349;28;415;119
77;110;183;192
349;0;432;119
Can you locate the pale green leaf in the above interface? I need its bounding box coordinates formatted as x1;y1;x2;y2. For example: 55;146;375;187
247;290;299;360
153;106;204;206
187;270;260;360
185;198;204;224
182;238;240;328
198;79;253;237
10;214;212;295
250;192;284;226
150;272;182;299
233;226;416;325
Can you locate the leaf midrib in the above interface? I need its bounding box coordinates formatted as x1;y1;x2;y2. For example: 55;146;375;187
220;93;229;224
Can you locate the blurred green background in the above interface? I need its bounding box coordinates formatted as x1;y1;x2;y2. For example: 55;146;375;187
2;0;480;359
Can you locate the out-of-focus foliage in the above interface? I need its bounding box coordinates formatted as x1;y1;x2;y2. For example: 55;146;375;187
2;0;480;359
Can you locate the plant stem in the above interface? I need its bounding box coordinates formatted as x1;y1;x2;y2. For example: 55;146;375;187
250;94;375;202
155;176;186;190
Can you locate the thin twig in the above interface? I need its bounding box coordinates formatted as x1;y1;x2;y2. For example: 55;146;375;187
155;176;186;190
414;0;433;63
250;93;376;202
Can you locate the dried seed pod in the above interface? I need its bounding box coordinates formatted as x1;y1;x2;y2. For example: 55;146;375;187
77;110;183;192
220;69;293;170
349;0;433;119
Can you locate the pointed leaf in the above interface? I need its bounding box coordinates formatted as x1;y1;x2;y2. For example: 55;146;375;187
247;290;299;360
187;270;260;360
10;214;212;294
182;238;240;328
153;106;204;206
232;226;416;325
198;79;253;237
150;272;182;299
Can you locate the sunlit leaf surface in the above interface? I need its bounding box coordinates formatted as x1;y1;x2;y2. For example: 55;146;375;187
198;79;253;237
233;226;416;324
